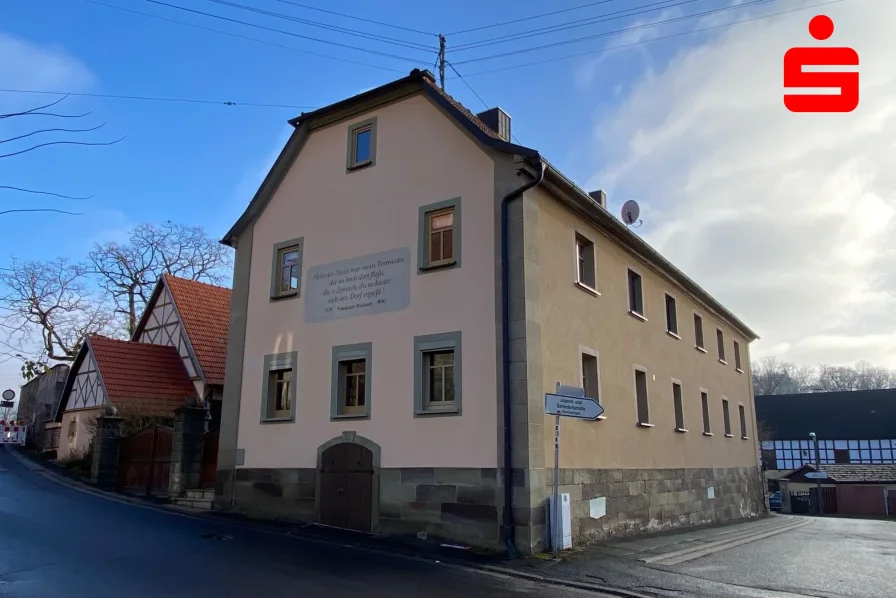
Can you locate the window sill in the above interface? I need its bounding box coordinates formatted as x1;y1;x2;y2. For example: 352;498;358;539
724;433;734;438
703;432;714;437
741;436;750;440
628;310;647;322
261;416;294;424
414;408;461;418
418;260;457;273
574;281;600;297
331;412;370;421
675;427;689;433
347;160;373;172
637;422;654;428
718;359;728;365
666;330;681;340
270;291;299;302
696;346;707;353
736;368;744;373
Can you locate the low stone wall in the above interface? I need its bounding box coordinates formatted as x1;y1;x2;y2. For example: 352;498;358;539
218;466;504;549
544;466;765;545
216;465;763;552
378;467;503;550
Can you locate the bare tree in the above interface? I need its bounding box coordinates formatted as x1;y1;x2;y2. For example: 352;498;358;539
818;361;896;391
89;221;233;335
751;357;794;395
0;258;120;363
0;95;123;217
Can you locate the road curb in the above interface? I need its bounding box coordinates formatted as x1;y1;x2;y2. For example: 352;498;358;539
7;448;635;596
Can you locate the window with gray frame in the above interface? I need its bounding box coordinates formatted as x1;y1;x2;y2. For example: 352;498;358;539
582;353;599;402
346;117;376;170
717;328;726;362
635;368;650;425
261;352;297;422
665;294;678;335
331;343;372;419
701;391;711;434
628;269;644;315
739;404;748;438
418;198;461;272
270;238;304;300
673;382;685;430
576;234;596;289
414;332;461;415
734;341;742;370
694;313;705;349
722;398;732;436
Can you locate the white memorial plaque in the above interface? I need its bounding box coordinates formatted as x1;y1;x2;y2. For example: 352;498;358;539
305;247;411;323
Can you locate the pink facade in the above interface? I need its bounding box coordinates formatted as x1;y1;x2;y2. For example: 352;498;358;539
237;94;500;469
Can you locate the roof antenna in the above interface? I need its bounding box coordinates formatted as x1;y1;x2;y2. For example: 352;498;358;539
621;199;642;228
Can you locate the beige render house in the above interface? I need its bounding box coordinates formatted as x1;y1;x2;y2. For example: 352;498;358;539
217;68;764;555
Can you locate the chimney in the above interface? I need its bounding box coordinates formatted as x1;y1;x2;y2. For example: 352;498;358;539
588;190;607;209
476;107;511;142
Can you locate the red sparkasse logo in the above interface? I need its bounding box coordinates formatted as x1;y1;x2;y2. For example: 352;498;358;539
784;15;859;113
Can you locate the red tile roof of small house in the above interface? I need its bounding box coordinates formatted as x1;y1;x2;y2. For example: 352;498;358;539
88;336;196;417
163;275;231;386
783;463;896;484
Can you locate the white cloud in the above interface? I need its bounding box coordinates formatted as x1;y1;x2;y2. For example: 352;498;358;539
590;0;896;367
0;32;93;106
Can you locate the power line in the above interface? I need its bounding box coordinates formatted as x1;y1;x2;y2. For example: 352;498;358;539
446;63;489;111
457;0;847;77
202;0;436;52
451;0;689;51
0;88;317;109
78;0;408;73
454;0;787;65
446;61;524;146
271;0;435;37
447;0;619;36
142;0;424;63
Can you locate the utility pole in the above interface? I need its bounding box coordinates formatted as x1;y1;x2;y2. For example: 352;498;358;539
438;34;446;90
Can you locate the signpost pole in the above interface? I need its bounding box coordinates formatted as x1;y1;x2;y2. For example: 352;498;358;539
552;382;560;559
543;382;603;557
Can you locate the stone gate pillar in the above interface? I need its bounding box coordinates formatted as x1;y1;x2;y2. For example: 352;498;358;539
169;407;207;498
90;416;124;490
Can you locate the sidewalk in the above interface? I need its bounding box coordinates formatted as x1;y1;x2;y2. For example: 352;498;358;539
8;446;644;597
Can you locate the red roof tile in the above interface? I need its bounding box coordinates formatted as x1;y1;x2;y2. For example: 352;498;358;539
88;336;196;417
422;75;502;141
163;275;231;386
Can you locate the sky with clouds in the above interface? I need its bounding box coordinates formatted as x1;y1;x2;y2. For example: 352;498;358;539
0;0;886;394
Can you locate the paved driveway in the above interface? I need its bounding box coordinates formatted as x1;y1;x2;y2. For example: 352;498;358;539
525;514;896;597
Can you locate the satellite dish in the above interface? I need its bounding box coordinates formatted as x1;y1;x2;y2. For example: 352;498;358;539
621;200;642;227
1;389;14;401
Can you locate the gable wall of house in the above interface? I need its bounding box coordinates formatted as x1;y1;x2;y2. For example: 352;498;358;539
66;351;109;412
235;92;501;471
138;285;204;397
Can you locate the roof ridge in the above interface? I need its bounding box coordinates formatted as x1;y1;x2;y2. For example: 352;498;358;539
163;273;233;292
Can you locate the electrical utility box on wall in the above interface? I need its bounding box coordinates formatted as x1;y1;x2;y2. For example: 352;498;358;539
545;493;572;551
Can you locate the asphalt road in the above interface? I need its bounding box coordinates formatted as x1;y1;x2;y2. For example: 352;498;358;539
0;447;592;598
541;513;896;598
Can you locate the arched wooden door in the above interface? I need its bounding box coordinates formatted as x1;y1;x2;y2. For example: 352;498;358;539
319;442;374;532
